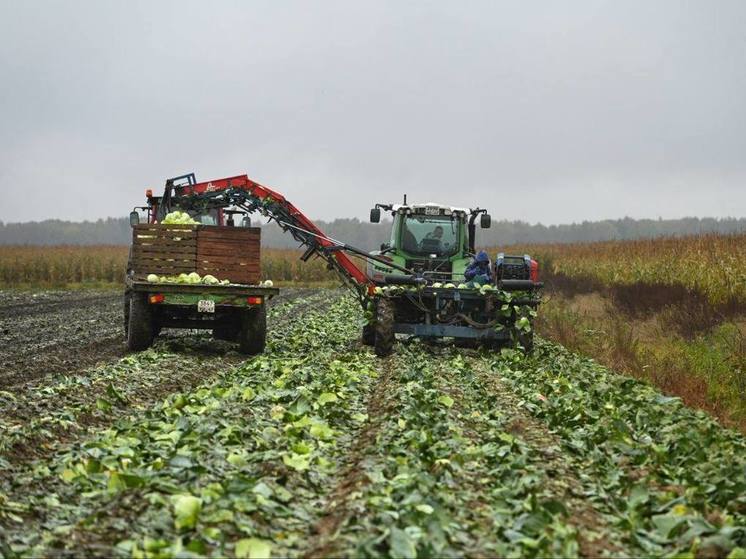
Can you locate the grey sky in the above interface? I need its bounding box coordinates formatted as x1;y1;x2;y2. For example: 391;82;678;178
1;0;745;224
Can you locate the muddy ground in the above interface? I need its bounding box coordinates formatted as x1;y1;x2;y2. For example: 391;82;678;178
0;287;315;389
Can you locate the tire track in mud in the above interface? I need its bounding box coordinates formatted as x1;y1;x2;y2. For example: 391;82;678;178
304;355;399;559
0;290;124;388
0;288;339;469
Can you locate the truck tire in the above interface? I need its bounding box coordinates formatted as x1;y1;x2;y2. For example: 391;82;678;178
362;323;375;346
239;305;266;355
127;293;154;351
374;298;395;357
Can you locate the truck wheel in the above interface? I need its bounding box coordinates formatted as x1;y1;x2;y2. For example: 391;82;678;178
374;298;395;357
362;323;375;346
239;305;266;355
127;293;154;351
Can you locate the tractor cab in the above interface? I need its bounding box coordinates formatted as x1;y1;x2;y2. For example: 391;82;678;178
368;199;490;284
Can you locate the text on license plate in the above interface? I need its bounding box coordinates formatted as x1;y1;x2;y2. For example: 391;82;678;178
198;299;215;313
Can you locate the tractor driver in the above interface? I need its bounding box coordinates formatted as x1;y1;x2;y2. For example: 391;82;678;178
426;225;444;240
464;250;492;286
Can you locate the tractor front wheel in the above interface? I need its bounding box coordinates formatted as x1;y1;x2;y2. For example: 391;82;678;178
239;305;267;355
127;293;154;351
374;298;395;357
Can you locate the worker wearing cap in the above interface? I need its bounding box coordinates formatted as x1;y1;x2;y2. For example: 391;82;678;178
464;250;492;286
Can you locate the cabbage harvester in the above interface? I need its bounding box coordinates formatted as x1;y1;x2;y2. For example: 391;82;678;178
127;173;543;356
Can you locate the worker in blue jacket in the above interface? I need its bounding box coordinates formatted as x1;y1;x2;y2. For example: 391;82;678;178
464;250;493;286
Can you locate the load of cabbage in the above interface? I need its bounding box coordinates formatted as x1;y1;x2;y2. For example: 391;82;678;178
145;272;273;288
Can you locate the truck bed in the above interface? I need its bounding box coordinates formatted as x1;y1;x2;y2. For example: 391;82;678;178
127;279;278;308
128;280;278;297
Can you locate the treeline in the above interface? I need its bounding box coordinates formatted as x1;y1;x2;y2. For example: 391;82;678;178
1;216;745;249
0;218;133;246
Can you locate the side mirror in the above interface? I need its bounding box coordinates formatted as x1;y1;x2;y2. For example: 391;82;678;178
241;216;252;228
480;213;491;228
370;208;381;223
129;211;140;226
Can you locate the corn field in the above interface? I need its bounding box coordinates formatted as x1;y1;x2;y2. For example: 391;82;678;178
0;246;339;286
496;232;746;306
2;233;744;300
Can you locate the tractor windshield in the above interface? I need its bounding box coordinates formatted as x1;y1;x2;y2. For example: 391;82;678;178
400;215;460;256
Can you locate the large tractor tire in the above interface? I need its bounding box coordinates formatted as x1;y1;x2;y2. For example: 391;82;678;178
239;305;267;355
127;293;154;351
374;298;395;357
362;323;375;346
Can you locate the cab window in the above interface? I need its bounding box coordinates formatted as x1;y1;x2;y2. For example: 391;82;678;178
400;215;459;256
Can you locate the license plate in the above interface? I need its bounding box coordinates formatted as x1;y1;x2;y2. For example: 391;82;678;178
424;206;440;215
197;299;215;313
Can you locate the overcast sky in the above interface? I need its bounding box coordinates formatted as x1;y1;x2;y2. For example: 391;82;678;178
1;0;745;224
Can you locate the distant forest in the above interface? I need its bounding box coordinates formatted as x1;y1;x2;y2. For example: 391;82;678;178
1;216;744;250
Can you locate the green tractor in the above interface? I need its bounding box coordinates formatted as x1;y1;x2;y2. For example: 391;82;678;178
363;199;543;356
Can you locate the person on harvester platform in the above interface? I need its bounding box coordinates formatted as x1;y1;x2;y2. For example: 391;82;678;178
464;250;493;286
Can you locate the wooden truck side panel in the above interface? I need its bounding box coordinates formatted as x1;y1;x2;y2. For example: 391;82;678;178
130;224;261;285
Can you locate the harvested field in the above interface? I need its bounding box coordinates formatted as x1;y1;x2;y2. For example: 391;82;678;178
1;287;744;558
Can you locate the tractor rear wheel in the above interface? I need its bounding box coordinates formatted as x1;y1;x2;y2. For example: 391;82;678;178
362;323;375;346
239;305;267;355
127;293;154;351
374;298;395;357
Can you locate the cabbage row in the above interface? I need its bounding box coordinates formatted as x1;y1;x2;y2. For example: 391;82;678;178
486;343;746;556
325;345;579;558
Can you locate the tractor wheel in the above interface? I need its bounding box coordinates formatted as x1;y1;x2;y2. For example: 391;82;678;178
362;323;375;346
374;298;395;357
238;305;266;355
127;293;154;351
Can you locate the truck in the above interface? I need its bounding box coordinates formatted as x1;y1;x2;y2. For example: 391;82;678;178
125;172;542;357
124;174;279;354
